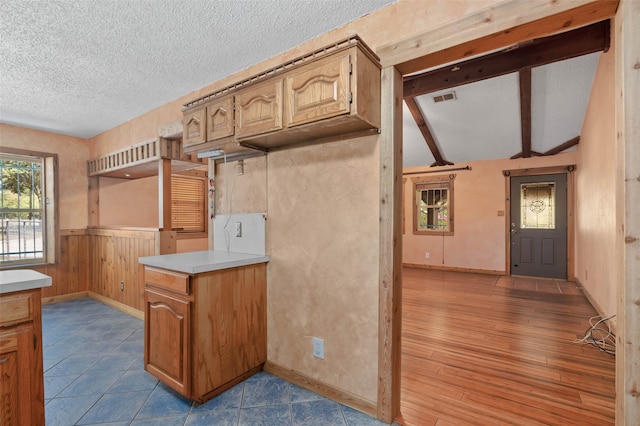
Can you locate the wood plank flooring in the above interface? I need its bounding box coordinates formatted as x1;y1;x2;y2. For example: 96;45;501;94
398;268;615;426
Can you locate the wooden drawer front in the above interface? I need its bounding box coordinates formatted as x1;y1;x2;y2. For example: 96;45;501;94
0;331;18;353
285;51;351;127
236;79;283;139
183;107;207;148
206;96;235;141
0;293;33;327
145;267;190;294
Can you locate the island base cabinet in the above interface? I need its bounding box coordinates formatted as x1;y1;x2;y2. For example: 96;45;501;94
144;263;267;403
0;289;45;426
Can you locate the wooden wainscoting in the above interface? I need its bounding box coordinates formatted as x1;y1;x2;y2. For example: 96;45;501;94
399;267;615;426
88;228;173;312
33;229;89;302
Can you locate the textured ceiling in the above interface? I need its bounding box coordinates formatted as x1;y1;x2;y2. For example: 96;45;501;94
0;0;395;138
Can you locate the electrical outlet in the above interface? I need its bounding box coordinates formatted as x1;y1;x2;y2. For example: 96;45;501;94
120;281;125;291
235;222;242;237
313;337;324;359
425;252;430;259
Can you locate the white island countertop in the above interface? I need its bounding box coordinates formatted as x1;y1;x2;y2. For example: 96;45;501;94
139;250;269;274
0;269;52;294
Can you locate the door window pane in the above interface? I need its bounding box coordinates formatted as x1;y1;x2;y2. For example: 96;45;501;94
520;182;555;229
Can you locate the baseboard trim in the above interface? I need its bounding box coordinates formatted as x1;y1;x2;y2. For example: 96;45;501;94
403;262;505;276
263;361;378;420
573;278;617;334
42;291;89;305
88;292;144;320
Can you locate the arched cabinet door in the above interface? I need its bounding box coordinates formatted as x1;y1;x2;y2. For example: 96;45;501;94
235;78;284;139
144;288;190;396
206;96;235;142
285;51;351;127
183;107;206;148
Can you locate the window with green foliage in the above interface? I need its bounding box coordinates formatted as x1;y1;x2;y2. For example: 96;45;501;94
412;174;455;235
1;151;57;266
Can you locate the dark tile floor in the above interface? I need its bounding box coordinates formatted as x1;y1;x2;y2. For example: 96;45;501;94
43;298;386;425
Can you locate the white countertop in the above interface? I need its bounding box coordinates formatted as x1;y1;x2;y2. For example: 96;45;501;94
0;269;52;294
138;250;269;274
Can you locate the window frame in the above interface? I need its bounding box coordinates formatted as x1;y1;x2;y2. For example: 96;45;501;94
412;174;455;236
0;148;58;267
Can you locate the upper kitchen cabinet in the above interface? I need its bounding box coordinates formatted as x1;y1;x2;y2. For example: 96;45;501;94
181;35;380;154
183;95;236;152
183;107;206;148
285;51;350;127
206;96;235;142
235;79;283;139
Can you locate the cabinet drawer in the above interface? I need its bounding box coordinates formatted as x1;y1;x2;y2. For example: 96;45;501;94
0;292;34;327
145;267;190;294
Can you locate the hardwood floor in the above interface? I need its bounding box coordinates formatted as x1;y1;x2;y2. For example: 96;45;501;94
398;268;615;426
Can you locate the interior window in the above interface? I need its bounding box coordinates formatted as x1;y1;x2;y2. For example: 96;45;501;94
412;175;455;235
171;174;206;234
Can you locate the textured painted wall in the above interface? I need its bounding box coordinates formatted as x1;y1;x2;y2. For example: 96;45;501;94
576;36;617;320
98;176;158;227
403;152;578;272
0;124;89;229
215;137;379;402
267;138;380;402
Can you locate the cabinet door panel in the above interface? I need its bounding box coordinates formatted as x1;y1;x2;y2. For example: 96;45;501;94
183;107;206;148
236;79;283;139
0;345;19;425
207;96;234;141
1;324;39;426
145;290;190;396
286;52;350;127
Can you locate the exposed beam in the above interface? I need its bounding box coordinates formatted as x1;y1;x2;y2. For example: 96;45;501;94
403;20;610;98
404;97;453;167
510;151;542;160
543;136;580;156
519;68;532;158
381;0;618;74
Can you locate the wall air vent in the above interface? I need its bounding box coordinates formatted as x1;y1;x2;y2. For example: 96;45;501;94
433;91;457;103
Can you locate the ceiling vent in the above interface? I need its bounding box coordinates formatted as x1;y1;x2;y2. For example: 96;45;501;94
433;91;457;103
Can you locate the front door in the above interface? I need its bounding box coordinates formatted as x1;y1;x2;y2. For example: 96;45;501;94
510;174;567;279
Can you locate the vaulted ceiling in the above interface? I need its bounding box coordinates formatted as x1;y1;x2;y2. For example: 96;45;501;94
402;20;609;168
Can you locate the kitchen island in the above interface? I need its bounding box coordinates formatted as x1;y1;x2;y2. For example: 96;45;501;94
0;270;52;425
138;250;268;403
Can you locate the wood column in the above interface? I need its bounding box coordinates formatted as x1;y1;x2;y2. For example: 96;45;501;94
158;158;171;231
88;176;99;227
377;66;403;423
616;0;640;423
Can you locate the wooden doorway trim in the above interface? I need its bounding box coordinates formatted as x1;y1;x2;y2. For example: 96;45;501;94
376;0;620;422
377;66;403;423
615;0;640;423
502;166;576;280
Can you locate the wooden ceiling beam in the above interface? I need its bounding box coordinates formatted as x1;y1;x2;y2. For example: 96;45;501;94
519;68;532;158
404;97;453;167
403;20;610;98
543;135;580;156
